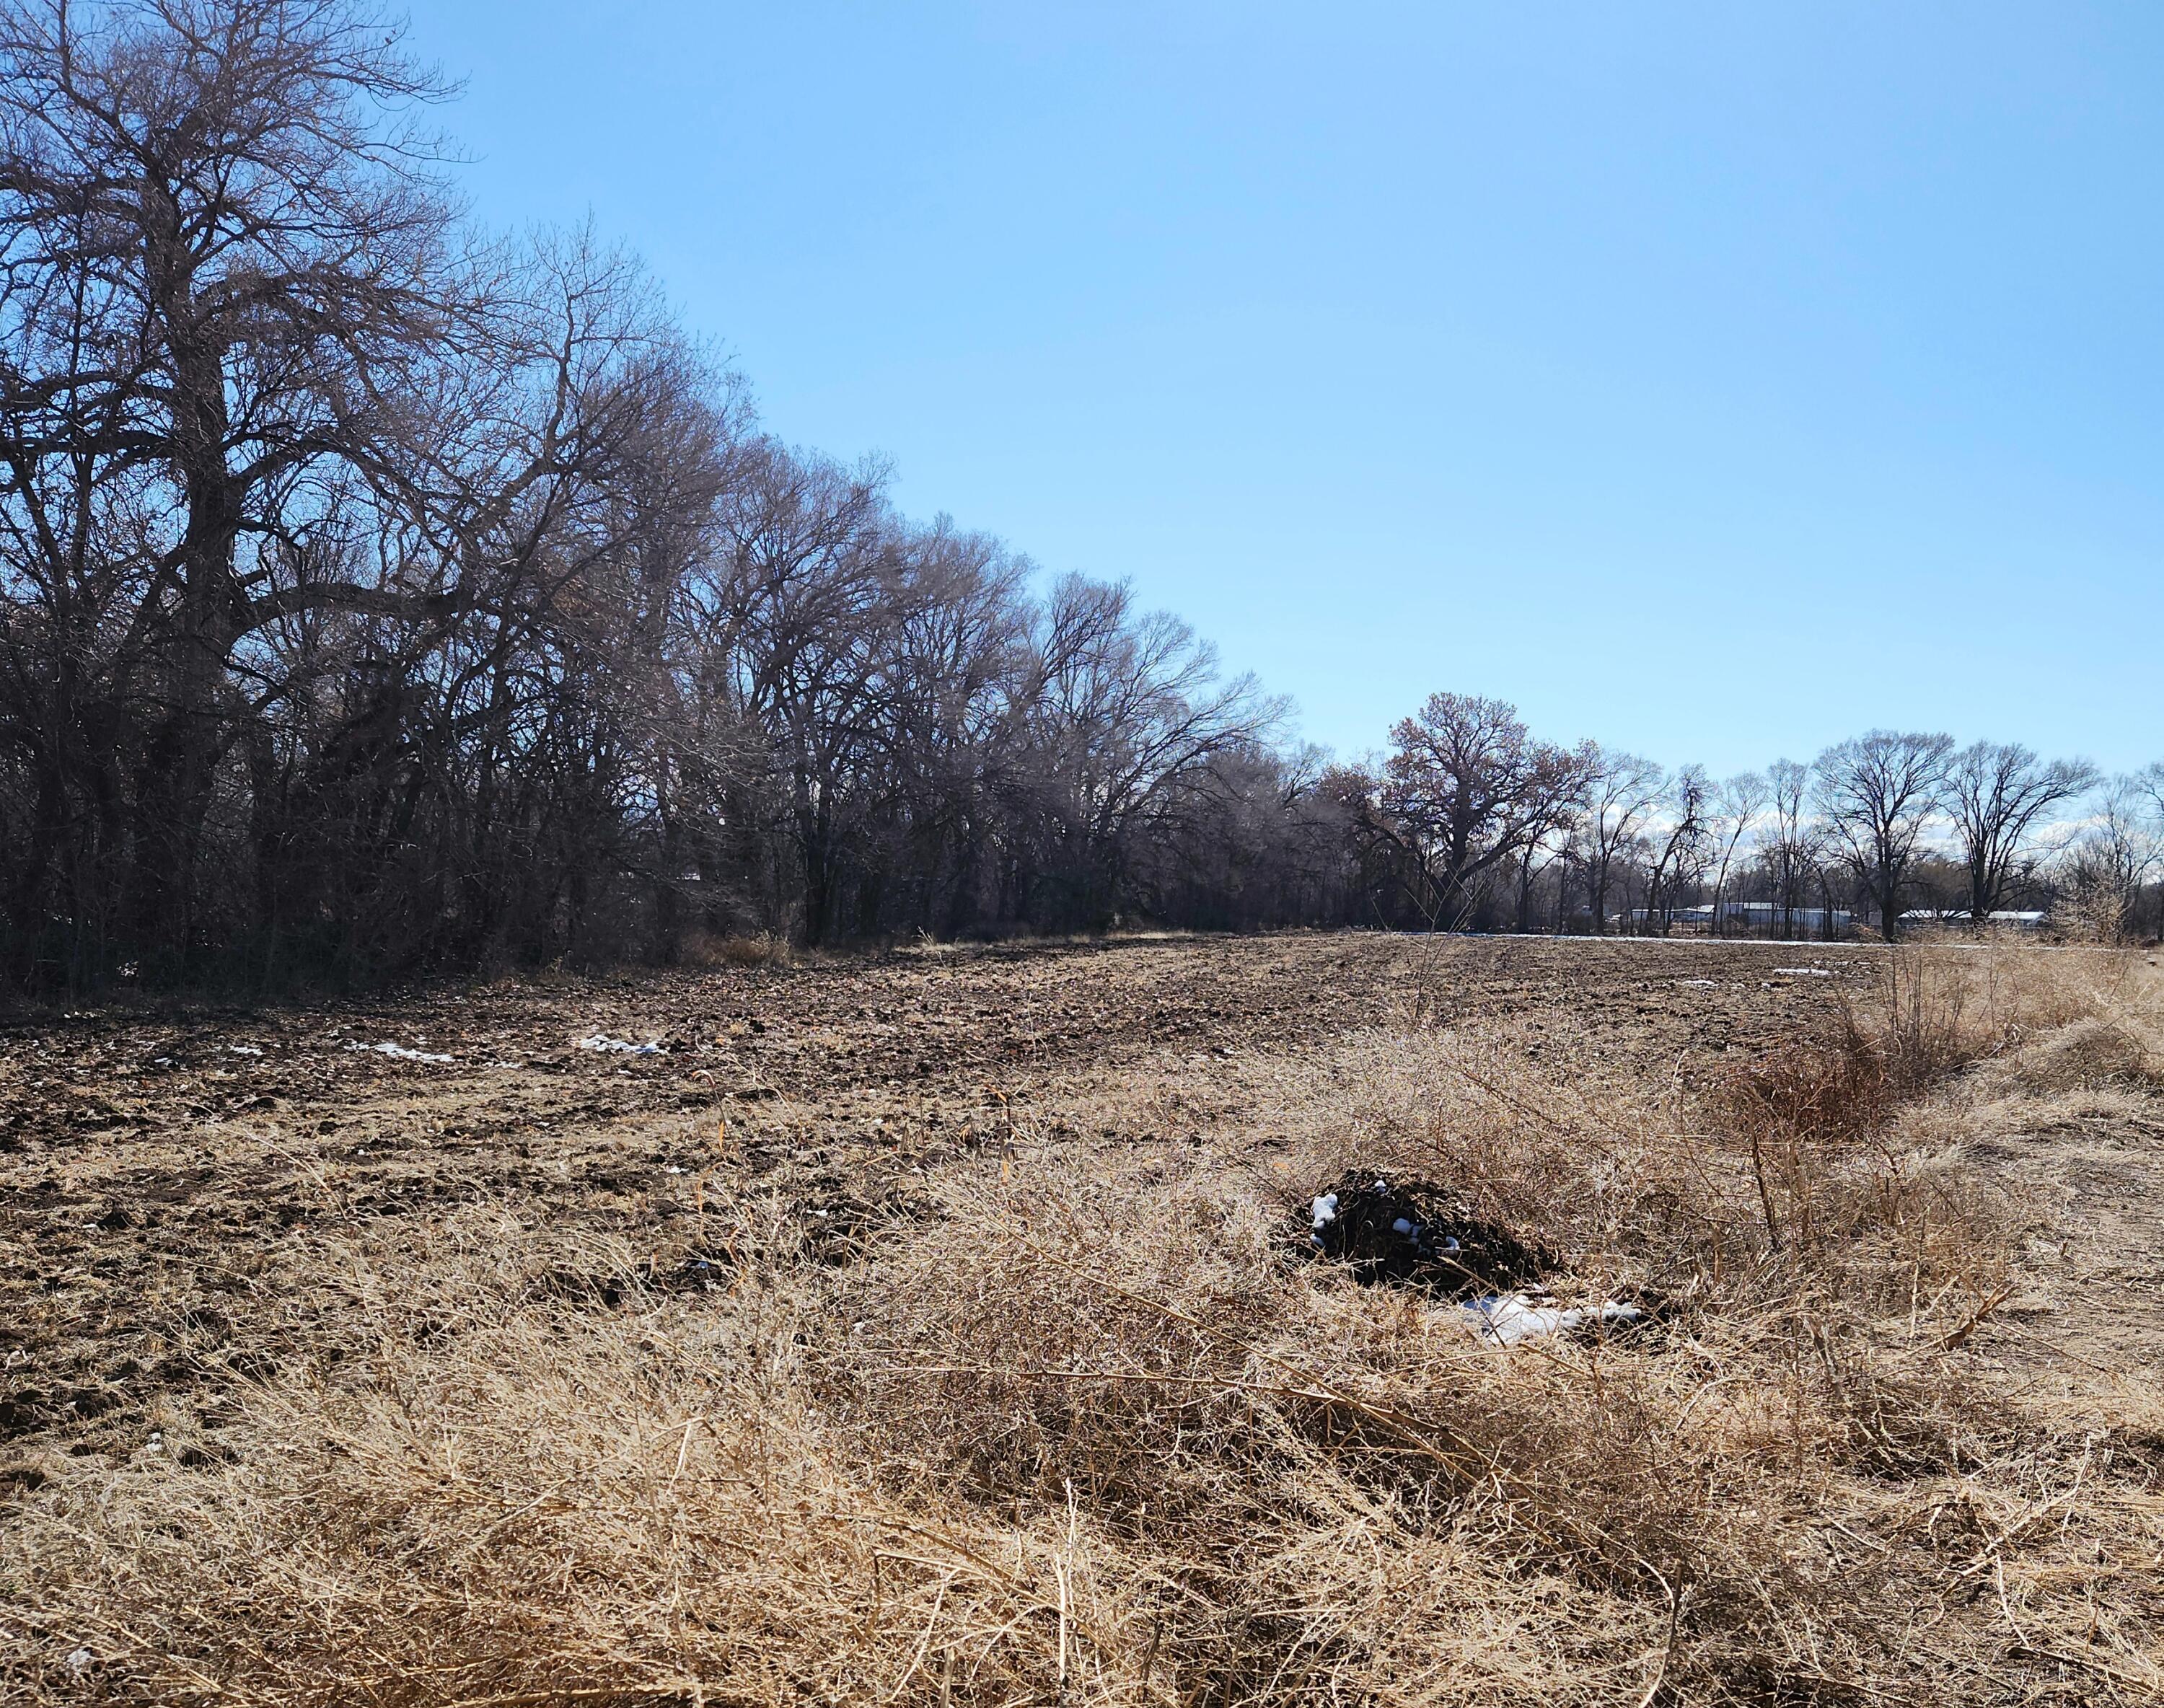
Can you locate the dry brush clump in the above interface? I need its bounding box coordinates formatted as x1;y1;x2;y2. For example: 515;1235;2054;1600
7;946;2164;1703
666;928;801;973
1881;941;2158;1082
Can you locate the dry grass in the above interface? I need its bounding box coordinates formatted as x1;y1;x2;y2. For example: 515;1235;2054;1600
693;932;796;970
7;945;2164;1704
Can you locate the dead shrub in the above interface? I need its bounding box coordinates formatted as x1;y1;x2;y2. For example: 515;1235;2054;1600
716;930;793;968
1707;1023;1890;1258
826;1159;1857;1695
1866;942;2150;1088
4;1218;1168;1707
678;928;795;969
1879;944;1990;1090
828;1163;1290;1523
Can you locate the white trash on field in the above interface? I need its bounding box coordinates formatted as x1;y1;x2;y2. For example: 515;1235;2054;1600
580;1034;664;1055
346;1040;454;1064
1461;1291;1643;1347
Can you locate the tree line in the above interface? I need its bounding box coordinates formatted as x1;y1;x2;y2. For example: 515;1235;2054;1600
2;1;2155;996
1345;697;2163;942
0;0;1360;991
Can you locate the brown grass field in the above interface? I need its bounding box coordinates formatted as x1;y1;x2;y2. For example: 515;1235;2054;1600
4;933;2163;1705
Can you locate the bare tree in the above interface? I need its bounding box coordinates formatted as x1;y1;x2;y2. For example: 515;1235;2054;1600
2138;761;2164;822
1019;575;1285;930
1705;770;1768;936
859;519;1032;938
1762;759;1816;936
2137;762;2164;939
1378;692;1583;928
0;0;469;966
1512;739;1592;933
1812;731;1953;940
1568;747;1663;934
0;2;1405;987
2063;775;2158;942
1944;741;2097;925
687;439;898;943
1641;763;1712;934
10;4;2151;995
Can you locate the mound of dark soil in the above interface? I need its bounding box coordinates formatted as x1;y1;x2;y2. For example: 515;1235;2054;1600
1298;1172;1548;1296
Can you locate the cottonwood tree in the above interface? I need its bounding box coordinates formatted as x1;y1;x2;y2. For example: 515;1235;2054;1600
1511;739;1593;932
2138;762;2164;821
1328;763;1428;925
1761;759;1820;935
1813;731;1953;940
0;0;1456;991
12;3;2150;993
1378;692;1583;928
2136;763;2164;938
0;0;773;984
1134;738;1350;930
690;441;894;943
0;0;470;969
288;235;738;971
856;519;1032;938
1943;742;2097;926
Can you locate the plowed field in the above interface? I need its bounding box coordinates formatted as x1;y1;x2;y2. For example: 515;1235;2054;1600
1;933;1883;1462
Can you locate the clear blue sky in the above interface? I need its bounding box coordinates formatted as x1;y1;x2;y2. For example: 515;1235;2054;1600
405;1;2163;775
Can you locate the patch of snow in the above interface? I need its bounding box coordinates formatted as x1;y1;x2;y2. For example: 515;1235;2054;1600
579;1034;664;1055
1310;1193;1340;1231
346;1041;455;1064
227;1044;263;1056
1679;979;1720;987
1461;1292;1644;1347
1772;967;1838;977
67;1648;93;1673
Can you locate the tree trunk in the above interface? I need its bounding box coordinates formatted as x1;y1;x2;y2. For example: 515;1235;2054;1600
132;180;246;971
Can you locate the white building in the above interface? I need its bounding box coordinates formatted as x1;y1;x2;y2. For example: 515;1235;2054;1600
1899;908;2048;931
1617;899;1852;933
